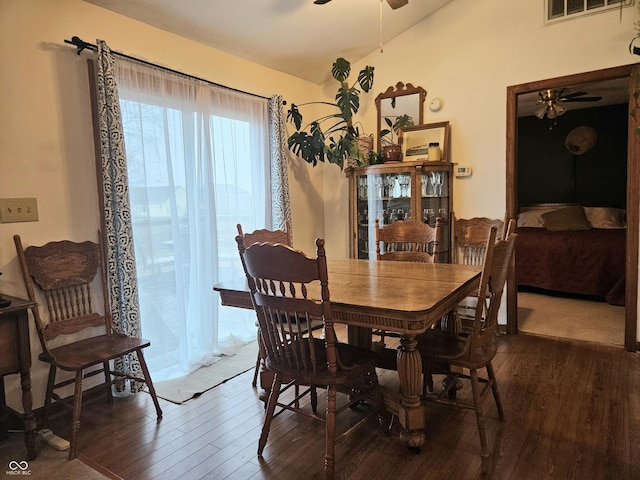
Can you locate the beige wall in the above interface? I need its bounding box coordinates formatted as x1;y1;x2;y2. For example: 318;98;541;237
0;0;326;411
325;0;639;257
1;0;638;412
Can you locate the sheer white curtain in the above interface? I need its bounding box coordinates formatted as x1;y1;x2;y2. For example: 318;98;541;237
114;59;270;381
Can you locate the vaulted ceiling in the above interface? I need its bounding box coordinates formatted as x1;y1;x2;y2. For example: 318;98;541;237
84;0;452;84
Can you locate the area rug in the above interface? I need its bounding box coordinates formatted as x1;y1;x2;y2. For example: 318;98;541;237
0;433;113;480
517;291;624;345
153;341;257;404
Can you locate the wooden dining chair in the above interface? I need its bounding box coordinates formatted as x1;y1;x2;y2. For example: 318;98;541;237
238;221;289;388
417;226;517;461
236;222;324;391
451;214;508;331
373;218;441;367
14;233;162;460
237;236;388;480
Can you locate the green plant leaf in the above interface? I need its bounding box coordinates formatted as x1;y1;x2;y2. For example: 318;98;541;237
287;127;326;166
332;58;351;83
286;104;303;130
336;86;360;119
357;66;375;93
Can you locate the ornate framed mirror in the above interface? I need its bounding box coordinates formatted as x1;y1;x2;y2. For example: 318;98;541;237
375;82;427;152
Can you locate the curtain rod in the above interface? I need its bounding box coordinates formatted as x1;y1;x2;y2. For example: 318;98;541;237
64;36;275;102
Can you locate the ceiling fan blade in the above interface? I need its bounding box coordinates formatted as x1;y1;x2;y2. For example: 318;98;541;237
313;0;332;4
558;91;588;99
561;96;603;102
387;0;409;9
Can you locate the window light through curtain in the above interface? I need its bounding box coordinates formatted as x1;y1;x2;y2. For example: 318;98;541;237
114;59;270;381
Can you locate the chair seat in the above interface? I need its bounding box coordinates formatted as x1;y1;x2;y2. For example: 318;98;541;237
265;338;378;385
42;334;151;371
418;329;496;369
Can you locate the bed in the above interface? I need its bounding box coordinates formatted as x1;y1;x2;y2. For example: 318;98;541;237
515;205;626;306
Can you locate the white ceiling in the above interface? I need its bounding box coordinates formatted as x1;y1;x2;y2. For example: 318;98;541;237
84;0;452;84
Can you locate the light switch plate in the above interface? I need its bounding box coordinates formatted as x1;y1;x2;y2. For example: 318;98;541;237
0;198;39;223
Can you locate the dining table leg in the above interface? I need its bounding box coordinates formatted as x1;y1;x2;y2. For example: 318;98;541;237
396;333;425;449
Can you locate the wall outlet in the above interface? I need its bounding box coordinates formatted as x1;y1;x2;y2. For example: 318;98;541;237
0;198;39;223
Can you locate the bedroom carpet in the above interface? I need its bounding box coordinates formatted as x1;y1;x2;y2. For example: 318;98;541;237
517;291;625;346
152;340;257;404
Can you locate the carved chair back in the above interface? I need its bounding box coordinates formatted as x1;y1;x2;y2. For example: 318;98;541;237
452;215;505;265
375;218;441;263
14;235;112;350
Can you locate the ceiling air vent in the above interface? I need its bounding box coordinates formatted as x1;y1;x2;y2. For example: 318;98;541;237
546;0;634;24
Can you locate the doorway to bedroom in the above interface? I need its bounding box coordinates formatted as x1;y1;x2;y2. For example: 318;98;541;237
505;64;639;350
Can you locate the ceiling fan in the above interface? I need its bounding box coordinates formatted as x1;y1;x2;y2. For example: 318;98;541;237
534;88;602;120
314;0;409;9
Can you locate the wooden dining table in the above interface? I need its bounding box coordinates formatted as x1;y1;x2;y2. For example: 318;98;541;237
214;258;481;448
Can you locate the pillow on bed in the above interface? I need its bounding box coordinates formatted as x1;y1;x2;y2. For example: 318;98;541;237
517;210;548;228
583;207;626;229
541;206;592;231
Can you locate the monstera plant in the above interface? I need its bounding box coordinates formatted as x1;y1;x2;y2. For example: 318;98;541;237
287;58;374;169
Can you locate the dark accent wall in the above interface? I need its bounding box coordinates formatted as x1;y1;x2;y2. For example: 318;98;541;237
517;103;627;208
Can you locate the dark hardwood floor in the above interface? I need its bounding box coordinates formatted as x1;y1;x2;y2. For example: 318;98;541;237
45;332;640;480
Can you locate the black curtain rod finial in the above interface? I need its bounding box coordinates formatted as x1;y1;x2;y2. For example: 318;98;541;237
64;36;95;55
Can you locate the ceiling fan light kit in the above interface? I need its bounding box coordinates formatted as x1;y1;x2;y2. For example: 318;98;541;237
534;88;602;121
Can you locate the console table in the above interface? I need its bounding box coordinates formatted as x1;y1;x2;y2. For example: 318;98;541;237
0;294;37;460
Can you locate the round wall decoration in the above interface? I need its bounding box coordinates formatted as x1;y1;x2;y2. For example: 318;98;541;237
564;126;597;155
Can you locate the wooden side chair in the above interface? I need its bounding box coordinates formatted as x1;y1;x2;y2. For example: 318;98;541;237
451;214;507;330
237;237;388;480
373;218;441;368
417;226;518;462
14;233;162;460
237;222;290;388
236;222;323;390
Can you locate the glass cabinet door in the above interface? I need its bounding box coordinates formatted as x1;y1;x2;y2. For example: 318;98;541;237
349;161;453;262
419;168;450;262
355;170;413;259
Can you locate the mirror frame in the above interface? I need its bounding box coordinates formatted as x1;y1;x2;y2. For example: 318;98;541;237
375;82;427;152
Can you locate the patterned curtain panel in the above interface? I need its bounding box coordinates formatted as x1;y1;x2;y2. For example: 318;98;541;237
269;95;293;241
95;39;144;391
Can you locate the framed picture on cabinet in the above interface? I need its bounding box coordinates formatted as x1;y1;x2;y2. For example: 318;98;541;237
399;121;450;162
